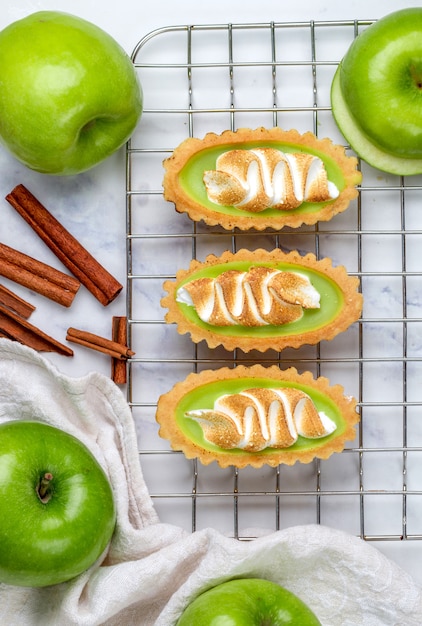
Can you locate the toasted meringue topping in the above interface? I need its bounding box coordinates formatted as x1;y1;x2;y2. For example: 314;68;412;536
203;148;339;212
176;266;320;327
186;387;336;451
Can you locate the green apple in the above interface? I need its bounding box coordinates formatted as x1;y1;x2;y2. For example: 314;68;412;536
0;11;142;175
331;8;422;175
176;578;321;625
0;420;116;587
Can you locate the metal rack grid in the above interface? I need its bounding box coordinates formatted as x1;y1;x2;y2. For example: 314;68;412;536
125;20;422;544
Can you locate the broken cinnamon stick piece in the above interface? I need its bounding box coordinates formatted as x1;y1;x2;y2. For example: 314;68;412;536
6;184;123;306
0;283;35;319
0;242;80;307
0;304;73;356
111;316;128;384
66;327;135;360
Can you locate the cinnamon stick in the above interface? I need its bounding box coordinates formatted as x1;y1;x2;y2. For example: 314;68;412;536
6;184;123;306
111;316;128;384
0;304;73;356
0;283;35;319
0;242;80;307
66;327;135;360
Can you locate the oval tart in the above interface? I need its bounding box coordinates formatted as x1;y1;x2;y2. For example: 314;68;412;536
162;248;362;353
162;127;361;230
156;364;359;468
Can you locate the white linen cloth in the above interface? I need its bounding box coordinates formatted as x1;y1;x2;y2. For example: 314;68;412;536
0;338;420;626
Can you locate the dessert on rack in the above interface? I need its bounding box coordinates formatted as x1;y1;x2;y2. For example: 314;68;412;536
161;248;363;353
161;128;362;467
156;364;359;468
163;127;361;230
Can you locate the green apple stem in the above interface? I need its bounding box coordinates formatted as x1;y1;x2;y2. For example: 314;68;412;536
37;472;53;503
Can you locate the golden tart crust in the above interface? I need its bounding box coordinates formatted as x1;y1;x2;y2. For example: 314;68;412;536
161;248;363;353
162;127;361;230
156;364;359;468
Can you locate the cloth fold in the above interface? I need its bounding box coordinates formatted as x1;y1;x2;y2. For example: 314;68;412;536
0;339;420;625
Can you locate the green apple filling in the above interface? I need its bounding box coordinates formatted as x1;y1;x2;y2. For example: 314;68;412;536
175;260;343;338
179;142;346;219
176;377;346;456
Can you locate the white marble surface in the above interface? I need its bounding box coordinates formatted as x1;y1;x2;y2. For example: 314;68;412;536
1;0;422;595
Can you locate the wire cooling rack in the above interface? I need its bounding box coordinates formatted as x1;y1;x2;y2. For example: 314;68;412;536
125;20;422;545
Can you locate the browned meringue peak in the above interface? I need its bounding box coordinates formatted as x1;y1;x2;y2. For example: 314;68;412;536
185;387;337;452
176;266;320;327
203;148;339;212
